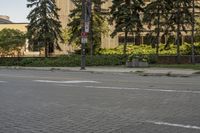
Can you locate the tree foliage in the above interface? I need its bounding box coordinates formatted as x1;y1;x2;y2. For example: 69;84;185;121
144;0;172;54
166;0;195;63
27;0;63;57
110;0;144;55
143;0;199;63
0;28;26;56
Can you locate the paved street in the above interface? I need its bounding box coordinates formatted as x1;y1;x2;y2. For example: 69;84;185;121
0;69;200;133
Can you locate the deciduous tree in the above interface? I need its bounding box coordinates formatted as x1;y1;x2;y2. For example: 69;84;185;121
0;28;25;56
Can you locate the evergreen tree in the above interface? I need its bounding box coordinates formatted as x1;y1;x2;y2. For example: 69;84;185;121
27;0;63;57
144;0;197;63
165;0;194;63
67;0;109;54
144;0;171;56
110;0;144;55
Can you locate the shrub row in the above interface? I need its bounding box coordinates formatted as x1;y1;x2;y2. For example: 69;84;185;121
0;55;126;67
98;43;200;55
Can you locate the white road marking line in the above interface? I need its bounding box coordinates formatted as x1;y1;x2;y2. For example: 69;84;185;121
0;81;7;83
34;80;100;84
58;84;200;94
83;85;200;94
146;121;200;130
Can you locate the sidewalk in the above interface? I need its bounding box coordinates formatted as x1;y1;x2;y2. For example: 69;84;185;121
0;66;199;77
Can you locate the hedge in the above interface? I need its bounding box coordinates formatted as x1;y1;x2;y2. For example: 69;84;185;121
0;55;126;67
98;43;200;55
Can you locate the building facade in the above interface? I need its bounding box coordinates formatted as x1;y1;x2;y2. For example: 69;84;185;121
55;0;118;50
55;0;200;50
0;15;28;32
0;0;199;56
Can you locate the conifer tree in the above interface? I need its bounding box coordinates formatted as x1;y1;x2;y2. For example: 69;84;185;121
144;0;171;56
27;0;63;57
110;0;144;55
166;0;194;63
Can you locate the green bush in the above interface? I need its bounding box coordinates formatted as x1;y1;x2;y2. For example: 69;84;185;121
0;54;126;67
98;43;200;55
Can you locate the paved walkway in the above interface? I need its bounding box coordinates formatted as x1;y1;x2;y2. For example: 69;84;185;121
0;66;199;76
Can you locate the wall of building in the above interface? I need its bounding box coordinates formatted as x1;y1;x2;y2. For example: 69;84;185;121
0;23;28;32
101;0;118;48
0;15;9;20
55;0;119;50
56;0;74;28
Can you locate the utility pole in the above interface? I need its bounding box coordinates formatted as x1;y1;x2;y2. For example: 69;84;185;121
81;0;91;70
81;0;86;70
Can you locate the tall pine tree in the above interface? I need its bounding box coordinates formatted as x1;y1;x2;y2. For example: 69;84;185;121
27;0;63;57
144;0;172;56
165;0;194;63
110;0;144;55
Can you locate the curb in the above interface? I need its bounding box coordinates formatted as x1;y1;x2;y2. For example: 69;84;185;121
0;66;198;77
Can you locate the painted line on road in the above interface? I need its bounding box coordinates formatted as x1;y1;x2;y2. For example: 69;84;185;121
58;85;200;94
84;86;200;94
0;81;7;83
146;120;200;130
34;80;100;84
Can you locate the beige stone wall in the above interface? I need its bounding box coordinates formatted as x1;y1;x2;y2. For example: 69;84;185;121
54;0;75;54
55;0;118;50
0;23;28;32
101;0;118;48
55;0;74;28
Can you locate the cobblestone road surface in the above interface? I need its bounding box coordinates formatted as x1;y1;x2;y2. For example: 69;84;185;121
0;69;200;133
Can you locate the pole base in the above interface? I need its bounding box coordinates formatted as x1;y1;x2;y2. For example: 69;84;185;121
80;67;86;70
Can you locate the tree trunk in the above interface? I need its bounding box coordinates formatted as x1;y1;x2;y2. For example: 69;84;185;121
156;5;161;58
191;0;195;64
176;6;181;64
45;41;48;58
123;30;128;55
90;8;94;58
135;28;141;45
